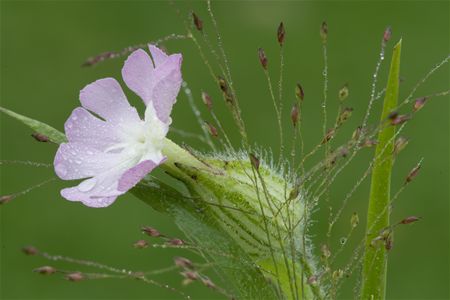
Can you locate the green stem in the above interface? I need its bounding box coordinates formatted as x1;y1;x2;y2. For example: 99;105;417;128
161;138;206;176
361;40;402;300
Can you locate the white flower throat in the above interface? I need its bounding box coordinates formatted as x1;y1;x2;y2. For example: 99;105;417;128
106;103;167;164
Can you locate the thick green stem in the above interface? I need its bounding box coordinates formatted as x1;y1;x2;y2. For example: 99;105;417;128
161;138;206;176
361;40;402;300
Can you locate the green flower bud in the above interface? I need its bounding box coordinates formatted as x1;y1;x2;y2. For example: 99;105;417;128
161;138;323;299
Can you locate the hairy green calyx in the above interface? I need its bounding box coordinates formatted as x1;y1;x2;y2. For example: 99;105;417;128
161;139;322;299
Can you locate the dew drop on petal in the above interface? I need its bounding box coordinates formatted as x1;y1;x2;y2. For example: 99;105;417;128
55;164;67;177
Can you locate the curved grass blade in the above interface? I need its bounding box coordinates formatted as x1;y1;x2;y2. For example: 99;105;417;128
0;106;66;144
360;40;402;300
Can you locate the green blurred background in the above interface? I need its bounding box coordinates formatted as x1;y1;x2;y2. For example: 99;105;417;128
1;1;448;299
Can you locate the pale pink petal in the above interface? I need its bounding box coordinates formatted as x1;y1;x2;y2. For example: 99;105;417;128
150;60;182;123
122;48;182;124
149;44;168;67
61;186;118;208
79;78;140;123
118;158;165;192
60;170;125;207
65;107;120;150
121;49;154;104
54;143;123;180
151;53;182;80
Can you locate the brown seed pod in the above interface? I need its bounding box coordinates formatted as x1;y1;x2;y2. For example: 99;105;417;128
393;136;409;155
399;216;421;225
168;238;185;246
133;240;149;249
295;83;305;101
360;139;378;148
413;97;427;112
34;266;56;275
338;84;349;101
390;114;411;126
201;91;213;111
192;12;203;32
218;76;234;105
205;121;218;137
322;128;335;144
0;194;14;205
383;26;392;44
31;133;50;142
351;212;359;228
202;277;217;289
22;246;39;255
249;153;260;170
338;107;353;125
218;76;228;93
320;21;328;43
181;271;199;281
308;275;318;285
352;126;363;141
291;103;299;127
385;235;393;251
141;226;161;237
174;257;194;269
66;272;84;282
277;22;285;46
406;164;421;183
258;48;268;69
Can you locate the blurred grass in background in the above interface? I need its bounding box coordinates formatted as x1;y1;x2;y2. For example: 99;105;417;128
1;1;448;299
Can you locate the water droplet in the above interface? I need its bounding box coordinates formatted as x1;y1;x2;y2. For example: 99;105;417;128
55;164;67;177
78;178;96;192
339;237;347;245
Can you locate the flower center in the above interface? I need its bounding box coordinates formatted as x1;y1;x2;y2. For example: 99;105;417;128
126;103;168;161
104;103;167;165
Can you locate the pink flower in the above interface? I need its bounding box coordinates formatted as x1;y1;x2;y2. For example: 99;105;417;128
54;45;182;207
